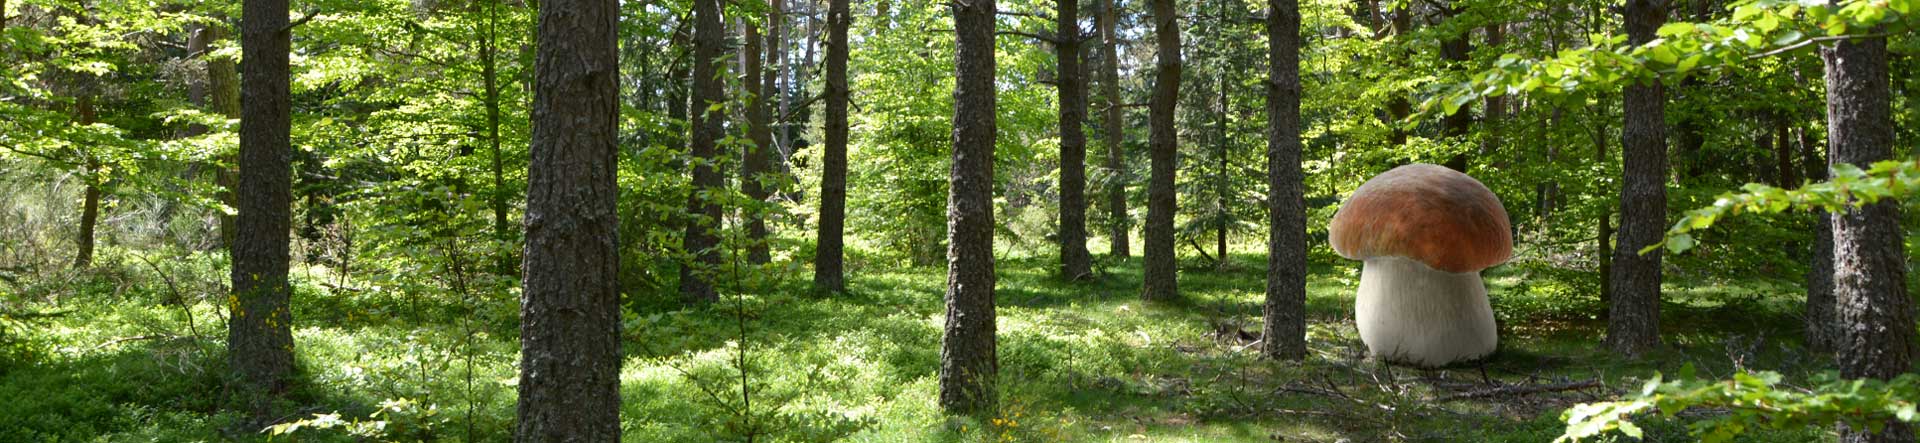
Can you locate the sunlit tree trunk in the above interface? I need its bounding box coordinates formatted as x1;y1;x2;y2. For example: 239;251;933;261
813;0;850;293
517;0;622;438
231;0;296;422
72;96;99;269
1605;0;1668;357
1823;23;1914;443
1142;0;1181;302
939;0;998;416
1057;0;1091;279
682;0;726;304
1261;0;1306;361
1098;0;1129;258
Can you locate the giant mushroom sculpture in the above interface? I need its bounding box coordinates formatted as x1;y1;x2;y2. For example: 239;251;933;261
1329;164;1512;367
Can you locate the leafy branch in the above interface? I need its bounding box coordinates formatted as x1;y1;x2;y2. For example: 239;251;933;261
1641;159;1920;255
1558;367;1920;443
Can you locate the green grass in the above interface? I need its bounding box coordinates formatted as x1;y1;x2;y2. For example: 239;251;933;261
0;246;1839;442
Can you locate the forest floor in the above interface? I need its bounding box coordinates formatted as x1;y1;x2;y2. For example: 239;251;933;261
0;247;1835;442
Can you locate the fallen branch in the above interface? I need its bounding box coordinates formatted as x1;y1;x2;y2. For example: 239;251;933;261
1434;379;1602;402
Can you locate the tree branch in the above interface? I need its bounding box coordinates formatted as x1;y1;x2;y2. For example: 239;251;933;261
1748;33;1892;60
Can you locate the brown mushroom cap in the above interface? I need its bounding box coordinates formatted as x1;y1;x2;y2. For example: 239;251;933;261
1328;164;1512;273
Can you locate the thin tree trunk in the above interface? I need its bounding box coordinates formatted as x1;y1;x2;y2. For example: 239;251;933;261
1438;2;1472;171
517;0;622;438
742;16;773;264
1823;25;1914;443
1773;115;1794;187
1098;0;1130;258
482;0;511;268
1057;0;1092;279
1142;0;1181;302
1384;5;1411;147
768;2;787;169
231;0;296;422
72;96;99;269
681;0;726;304
1481;23;1505;158
1213;75;1228;269
1261;0;1306;361
1605;0;1669;357
1800;124;1837;354
812;0;850;292
939;0;998;416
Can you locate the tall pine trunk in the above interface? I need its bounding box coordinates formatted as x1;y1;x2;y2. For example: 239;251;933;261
1057;0;1092;279
517;0;622;438
1098;0;1129;258
1605;0;1669;357
939;0;998;416
1261;0;1306;361
1823;26;1914;443
231;0;296;421
813;0;850;292
682;0;726;304
1142;0;1181;302
742;17;773;264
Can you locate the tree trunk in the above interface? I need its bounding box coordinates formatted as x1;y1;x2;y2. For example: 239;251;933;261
939;0;998;416
1772;116;1794;187
231;0;296;422
72;96;99;269
1604;0;1669;357
681;0;726;304
1384;5;1412;147
481;0;512;270
1057;0;1091;279
1141;0;1181;302
1261;0;1306;361
1481;23;1506;158
1823;27;1915;443
742;15;773;265
1438;2;1472;171
1213;75;1228;269
209;23;241;252
1800;124;1837;354
517;0;622;438
812;0;850;293
1098;0;1130;258
773;0;791;167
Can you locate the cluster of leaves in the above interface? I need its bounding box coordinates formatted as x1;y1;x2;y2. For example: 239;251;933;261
1648;159;1920;254
1559;366;1920;442
1419;0;1918;119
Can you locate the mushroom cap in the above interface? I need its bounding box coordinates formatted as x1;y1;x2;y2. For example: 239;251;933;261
1328;164;1511;273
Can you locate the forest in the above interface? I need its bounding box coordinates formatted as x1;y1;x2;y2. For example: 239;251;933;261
1;0;1918;441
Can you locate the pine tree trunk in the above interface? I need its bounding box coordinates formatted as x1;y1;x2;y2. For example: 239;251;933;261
231;0;296;421
517;0;622;438
1057;0;1091;279
1800;124;1838;354
939;0;998;416
681;0;726;304
1438;2;1472;171
1141;0;1181;302
1823;28;1914;443
1261;0;1307;361
813;0;850;293
742;17;774;265
1098;0;1130;258
482;0;512;270
1605;0;1669;357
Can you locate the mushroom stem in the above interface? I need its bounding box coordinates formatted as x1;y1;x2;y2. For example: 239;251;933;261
1354;256;1497;367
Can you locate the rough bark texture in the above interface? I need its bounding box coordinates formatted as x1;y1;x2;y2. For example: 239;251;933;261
1098;0;1129;258
813;0;850;293
681;0;726;304
1057;0;1091;279
73;96;99;269
230;0;296;421
1142;0;1181;302
1824;30;1914;443
742;17;773;265
1800;125;1838;354
939;0;998;416
516;0;622;440
1261;0;1306;361
1604;0;1668;357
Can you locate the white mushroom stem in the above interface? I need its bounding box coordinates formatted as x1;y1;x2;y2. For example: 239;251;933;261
1354;256;1498;367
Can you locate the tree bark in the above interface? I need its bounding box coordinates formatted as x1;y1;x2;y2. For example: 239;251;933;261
1098;0;1130;258
1142;0;1181;302
1438;2;1472;171
1604;0;1669;357
1800;124;1837;354
231;0;296;422
742;15;773;264
1057;0;1092;279
481;0;512;270
1384;5;1412;147
1823;27;1914;443
939;0;998;416
72;96;99;269
517;0;622;439
681;0;726;304
812;0;850;293
1261;0;1306;361
1481;23;1505;158
209;23;241;252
